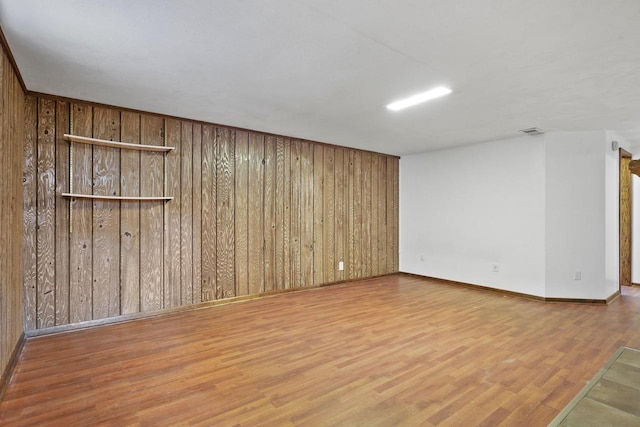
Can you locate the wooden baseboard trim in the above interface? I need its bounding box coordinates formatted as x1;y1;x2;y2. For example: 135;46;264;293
545;295;612;305
605;290;621;304
0;333;26;402
632;283;640;287
399;272;612;305
25;273;397;339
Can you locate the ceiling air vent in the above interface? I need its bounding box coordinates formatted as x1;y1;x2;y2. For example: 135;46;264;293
519;127;545;136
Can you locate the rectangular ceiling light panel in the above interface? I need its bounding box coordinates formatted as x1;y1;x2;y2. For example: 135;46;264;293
386;86;452;111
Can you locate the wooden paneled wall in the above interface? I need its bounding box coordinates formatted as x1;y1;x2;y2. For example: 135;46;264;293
23;95;399;330
0;47;25;376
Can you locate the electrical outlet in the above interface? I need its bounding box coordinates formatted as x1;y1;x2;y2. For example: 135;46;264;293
338;261;344;271
574;271;581;280
493;264;499;273
420;254;425;262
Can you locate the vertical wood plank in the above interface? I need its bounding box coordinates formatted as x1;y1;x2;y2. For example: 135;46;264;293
289;139;301;288
312;144;324;285
92;107;121;319
248;133;264;294
69;103;93;323
234;131;249;296
386;156;394;274
54;101;70;325
347;150;355;279
264;136;276;292
180;122;194;305
1;51;7;367
620;156;631;286
283;139;291;289
120;111;141;314
139;115;164;312
18;67;25;333
0;50;25;369
353;151;362;278
274;137;285;289
192;124;202;304
361;152;372;278
334;148;345;282
22;95;37;331
201;125;217;301
323;146;335;283
393;157;399;272
216;127;235;299
344;150;351;279
4;61;24;366
300;142;314;287
370;154;379;276
378;157;388;274
164;119;182;308
36;98;56;328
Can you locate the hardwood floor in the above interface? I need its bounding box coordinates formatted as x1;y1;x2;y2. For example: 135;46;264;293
2;274;640;426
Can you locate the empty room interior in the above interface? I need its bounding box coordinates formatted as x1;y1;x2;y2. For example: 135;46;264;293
2;1;640;426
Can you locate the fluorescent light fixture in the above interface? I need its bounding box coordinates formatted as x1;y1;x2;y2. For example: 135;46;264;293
386;86;452;111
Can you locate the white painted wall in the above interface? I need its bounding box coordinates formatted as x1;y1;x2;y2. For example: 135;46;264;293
400;136;546;296
401;131;624;300
544;132;607;299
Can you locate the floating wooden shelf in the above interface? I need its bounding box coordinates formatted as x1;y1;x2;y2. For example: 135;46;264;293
62;193;173;201
64;134;175;152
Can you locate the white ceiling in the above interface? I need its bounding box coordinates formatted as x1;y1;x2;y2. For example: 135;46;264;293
1;0;640;156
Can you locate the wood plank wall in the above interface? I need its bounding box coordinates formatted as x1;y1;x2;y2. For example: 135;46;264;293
0;45;25;376
23;95;399;330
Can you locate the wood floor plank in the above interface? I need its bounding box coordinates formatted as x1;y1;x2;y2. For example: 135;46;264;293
3;276;640;426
